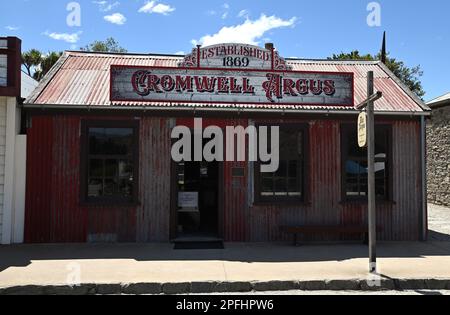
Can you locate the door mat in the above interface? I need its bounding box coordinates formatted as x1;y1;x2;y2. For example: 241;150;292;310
174;241;224;250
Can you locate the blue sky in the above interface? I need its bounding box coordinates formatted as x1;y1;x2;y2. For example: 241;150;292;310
1;0;449;100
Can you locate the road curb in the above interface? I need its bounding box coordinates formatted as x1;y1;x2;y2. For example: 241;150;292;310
1;279;449;295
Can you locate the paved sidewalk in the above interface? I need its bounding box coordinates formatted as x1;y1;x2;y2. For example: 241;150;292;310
429;204;450;241
1;204;449;295
1;241;450;294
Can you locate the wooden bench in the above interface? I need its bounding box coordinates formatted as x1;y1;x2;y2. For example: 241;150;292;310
280;225;377;246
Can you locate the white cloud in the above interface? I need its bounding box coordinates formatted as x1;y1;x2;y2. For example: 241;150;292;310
221;3;230;19
237;9;249;19
139;1;175;15
192;14;297;47
93;1;120;12
5;25;20;31
174;51;185;55
104;13;127;25
44;31;82;44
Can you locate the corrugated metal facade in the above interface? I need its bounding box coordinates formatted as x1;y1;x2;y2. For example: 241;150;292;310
246;119;422;242
23;50;427;243
26;52;427;114
24;115;423;243
25;115;172;243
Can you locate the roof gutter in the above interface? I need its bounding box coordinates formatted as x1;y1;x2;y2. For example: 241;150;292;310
22;104;431;117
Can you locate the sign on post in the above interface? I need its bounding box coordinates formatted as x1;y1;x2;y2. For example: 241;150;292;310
358;112;367;148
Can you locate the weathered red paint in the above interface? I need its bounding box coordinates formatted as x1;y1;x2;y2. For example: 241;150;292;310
25;115;172;243
25;114;423;243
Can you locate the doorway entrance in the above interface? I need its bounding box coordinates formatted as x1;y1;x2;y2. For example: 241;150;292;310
176;159;220;239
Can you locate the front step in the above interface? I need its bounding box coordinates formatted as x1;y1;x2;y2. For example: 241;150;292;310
173;238;224;250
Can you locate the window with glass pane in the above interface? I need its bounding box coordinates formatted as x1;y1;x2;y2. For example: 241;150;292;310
342;125;390;200
256;126;306;202
87;127;135;200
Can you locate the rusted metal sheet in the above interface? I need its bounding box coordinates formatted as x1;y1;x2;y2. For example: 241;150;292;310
24;113;422;243
27;51;426;113
222;119;250;242
25;114;173;243
391;120;421;241
25;116;55;243
240;118;422;242
136;117;172;242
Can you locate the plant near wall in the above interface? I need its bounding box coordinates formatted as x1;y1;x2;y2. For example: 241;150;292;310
328;50;425;99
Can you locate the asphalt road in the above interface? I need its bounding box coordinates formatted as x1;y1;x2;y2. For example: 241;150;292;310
195;290;450;296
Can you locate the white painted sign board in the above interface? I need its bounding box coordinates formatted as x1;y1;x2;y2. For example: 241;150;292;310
358;112;368;148
111;66;354;107
178;43;291;71
178;192;199;209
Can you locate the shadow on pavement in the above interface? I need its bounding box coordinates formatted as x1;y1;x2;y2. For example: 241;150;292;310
429;230;450;242
1;239;450;273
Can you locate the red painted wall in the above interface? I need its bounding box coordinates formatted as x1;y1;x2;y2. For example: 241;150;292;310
24;114;423;243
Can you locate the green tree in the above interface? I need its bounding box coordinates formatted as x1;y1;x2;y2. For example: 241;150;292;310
81;37;127;53
33;52;63;81
328;50;425;99
22;49;43;76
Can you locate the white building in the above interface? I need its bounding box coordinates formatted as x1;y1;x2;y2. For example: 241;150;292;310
0;37;38;244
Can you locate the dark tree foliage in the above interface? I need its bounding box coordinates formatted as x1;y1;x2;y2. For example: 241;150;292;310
329;50;425;99
81;37;127;53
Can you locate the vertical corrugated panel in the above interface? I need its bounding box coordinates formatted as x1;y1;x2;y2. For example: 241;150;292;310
86;205;136;242
391;120;421;241
25;115;422;243
308;120;341;241
25;116;54;243
247;119;342;242
136;117;172;242
223;119;250;241
51;116;87;242
244;119;422;242
25;115;142;243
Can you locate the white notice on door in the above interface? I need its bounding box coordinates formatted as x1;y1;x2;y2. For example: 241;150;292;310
178;192;199;209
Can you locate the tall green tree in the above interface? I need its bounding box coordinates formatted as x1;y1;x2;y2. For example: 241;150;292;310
33;52;63;81
328;50;425;99
22;49;43;76
22;49;63;81
81;37;127;53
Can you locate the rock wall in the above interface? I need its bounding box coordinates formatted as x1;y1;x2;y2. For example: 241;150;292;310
427;105;450;207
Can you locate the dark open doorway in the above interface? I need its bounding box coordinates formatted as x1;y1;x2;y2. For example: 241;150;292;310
176;159;220;240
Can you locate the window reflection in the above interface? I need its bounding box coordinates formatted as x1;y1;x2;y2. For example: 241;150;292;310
87;127;134;199
343;126;390;199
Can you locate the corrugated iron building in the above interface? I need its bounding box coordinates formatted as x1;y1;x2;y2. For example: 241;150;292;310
23;47;430;243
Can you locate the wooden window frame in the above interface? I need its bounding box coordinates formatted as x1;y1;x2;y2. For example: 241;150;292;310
340;123;393;203
254;123;309;204
80;120;140;206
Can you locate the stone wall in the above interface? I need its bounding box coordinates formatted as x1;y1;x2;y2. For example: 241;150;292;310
427;105;450;207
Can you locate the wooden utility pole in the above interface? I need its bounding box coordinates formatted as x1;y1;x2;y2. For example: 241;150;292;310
367;71;377;273
355;71;381;273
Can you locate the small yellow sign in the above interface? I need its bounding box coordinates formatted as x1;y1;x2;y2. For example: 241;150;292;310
358;112;367;148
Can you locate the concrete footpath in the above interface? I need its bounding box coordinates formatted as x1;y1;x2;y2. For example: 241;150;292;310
1;242;450;295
